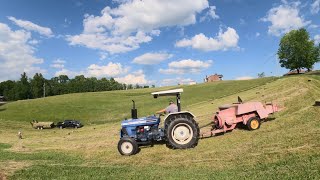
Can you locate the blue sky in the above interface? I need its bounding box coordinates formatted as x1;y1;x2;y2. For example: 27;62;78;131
0;0;319;86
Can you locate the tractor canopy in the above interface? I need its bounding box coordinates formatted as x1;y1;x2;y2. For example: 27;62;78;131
151;88;183;112
151;88;183;98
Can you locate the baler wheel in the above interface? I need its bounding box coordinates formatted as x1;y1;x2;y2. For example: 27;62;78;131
165;115;199;149
118;137;138;156
247;117;261;130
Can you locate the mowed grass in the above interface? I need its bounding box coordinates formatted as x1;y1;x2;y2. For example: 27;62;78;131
0;77;274;125
0;76;320;179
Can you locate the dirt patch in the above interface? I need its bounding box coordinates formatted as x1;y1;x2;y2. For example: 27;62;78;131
0;172;7;180
0;161;31;178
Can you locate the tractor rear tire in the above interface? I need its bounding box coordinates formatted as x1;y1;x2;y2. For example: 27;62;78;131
247;117;261;131
117;137;138;156
165;114;200;149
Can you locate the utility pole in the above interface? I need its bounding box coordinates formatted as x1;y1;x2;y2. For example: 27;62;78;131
43;82;46;98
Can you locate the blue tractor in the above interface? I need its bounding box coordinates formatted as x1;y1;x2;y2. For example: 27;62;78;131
117;89;200;155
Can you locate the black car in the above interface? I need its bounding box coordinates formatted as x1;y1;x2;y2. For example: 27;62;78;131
57;120;82;129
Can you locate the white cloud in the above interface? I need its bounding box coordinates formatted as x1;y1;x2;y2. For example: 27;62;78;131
311;0;320;14
132;52;173;65
261;2;311;36
256;32;261;37
67;0;210;54
54;69;82;77
240;18;246;25
0;23;45;81
315;35;320;44
63;18;72;28
54;62;130;78
99;52;108;60
8;16;53;37
200;6;219;22
67;30;153;54
54;64;152;85
175;27;239;51
235;76;254;80
161;78;195;86
28;39;40;45
112;0;132;4
159;59;212;74
53;59;66;64
51;64;64;69
86;62;129;78
309;24;319;29
115;70;149;85
50;59;66;69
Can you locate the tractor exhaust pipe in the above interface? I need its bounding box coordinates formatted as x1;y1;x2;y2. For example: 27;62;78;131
131;100;138;119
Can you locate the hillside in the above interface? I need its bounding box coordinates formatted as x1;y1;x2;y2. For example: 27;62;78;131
0;77;275;125
0;75;319;179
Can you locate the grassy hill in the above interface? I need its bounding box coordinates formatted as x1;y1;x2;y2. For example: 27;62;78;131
0;75;319;179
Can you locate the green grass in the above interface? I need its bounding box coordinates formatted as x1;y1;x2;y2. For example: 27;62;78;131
0;75;320;179
0;77;275;125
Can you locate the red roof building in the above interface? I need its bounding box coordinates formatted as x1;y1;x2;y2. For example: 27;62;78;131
205;74;223;82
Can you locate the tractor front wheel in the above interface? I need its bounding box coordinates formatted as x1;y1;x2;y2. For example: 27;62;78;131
165;115;199;149
117;137;138;156
247;117;261;130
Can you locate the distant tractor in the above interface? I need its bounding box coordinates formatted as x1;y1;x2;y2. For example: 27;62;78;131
30;120;55;130
118;89;200;156
201;97;281;137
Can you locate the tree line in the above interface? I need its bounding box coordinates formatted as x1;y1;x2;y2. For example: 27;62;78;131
0;72;151;101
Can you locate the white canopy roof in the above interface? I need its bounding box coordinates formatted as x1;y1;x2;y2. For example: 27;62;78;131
151;88;183;97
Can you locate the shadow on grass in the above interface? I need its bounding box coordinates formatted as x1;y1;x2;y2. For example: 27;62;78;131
233;117;277;130
0;108;6;112
139;141;165;149
263;117;276;123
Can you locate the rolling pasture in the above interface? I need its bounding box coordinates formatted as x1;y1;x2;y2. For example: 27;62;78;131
0;75;319;179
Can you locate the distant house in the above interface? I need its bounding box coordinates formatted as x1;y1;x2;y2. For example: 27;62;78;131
0;96;5;102
189;81;197;85
205;74;223;82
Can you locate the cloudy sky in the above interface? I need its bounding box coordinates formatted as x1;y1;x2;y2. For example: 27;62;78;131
0;0;319;86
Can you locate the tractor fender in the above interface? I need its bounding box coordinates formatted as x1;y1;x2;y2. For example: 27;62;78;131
163;111;196;123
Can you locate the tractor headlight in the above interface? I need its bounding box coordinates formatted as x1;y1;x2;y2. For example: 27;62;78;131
144;126;150;131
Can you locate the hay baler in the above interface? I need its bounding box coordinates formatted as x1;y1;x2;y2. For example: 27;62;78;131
201;97;281;137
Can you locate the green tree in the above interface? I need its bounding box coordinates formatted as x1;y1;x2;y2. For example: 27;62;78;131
58;75;69;84
15;72;31;100
258;72;265;78
0;80;15;100
30;73;45;98
278;28;320;73
0;72;128;100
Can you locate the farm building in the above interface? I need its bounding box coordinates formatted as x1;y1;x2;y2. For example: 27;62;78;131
204;74;223;82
